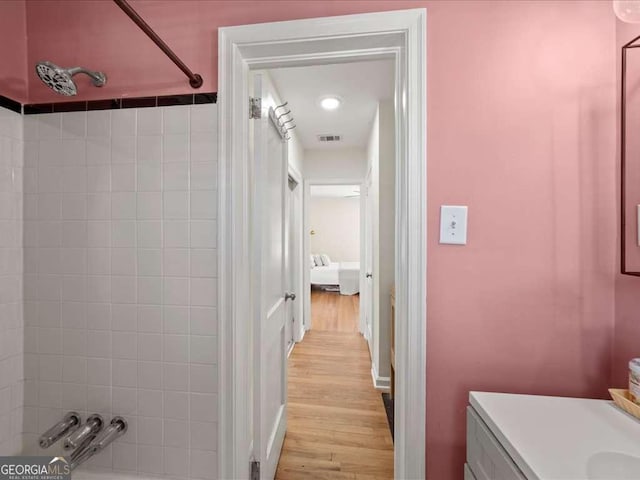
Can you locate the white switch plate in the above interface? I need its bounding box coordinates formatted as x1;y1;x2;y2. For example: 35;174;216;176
439;205;468;245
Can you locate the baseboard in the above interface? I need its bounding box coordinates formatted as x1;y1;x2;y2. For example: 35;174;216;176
364;323;372;342
371;364;391;391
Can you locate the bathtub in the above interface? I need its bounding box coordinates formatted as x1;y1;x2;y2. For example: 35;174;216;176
72;469;165;480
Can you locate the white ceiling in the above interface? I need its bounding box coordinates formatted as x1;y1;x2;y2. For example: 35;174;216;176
269;60;394;150
310;185;360;198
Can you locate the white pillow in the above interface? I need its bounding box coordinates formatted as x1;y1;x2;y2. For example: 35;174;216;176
320;254;331;266
313;254;323;266
310;255;315;268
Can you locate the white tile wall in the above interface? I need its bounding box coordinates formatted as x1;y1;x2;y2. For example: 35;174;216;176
22;104;218;479
0;106;24;456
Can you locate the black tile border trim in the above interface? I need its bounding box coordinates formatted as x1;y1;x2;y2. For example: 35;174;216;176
14;92;217;115
23;103;53;114
0;95;22;114
121;96;157;109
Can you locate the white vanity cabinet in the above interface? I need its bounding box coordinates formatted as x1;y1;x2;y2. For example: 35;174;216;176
466;405;525;480
466;391;640;480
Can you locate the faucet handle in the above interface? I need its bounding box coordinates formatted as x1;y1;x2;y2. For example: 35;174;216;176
64;414;103;451
39;411;81;449
91;417;128;450
68;416;129;471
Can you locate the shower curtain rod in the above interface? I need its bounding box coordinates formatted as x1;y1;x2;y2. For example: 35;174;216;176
113;0;203;89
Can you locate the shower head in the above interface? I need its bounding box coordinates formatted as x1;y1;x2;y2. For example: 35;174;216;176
35;61;107;96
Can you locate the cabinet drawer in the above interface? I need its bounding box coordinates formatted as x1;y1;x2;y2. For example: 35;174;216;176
467;406;526;480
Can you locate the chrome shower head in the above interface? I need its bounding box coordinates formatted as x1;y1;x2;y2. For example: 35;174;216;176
35;61;107;96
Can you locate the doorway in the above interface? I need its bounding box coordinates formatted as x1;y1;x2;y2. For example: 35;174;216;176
265;56;396;477
218;9;427;479
286;174;303;354
308;183;362;333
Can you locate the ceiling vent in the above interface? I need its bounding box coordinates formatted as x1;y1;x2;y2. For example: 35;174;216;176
317;134;342;143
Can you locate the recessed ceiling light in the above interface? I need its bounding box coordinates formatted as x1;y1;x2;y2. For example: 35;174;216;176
319;95;342;110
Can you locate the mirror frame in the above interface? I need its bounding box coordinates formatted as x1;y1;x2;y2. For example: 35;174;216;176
621;34;640;277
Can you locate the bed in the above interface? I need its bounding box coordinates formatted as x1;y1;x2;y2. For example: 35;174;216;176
310;261;360;295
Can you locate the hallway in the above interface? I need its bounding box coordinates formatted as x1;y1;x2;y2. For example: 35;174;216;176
310;288;361;333
275;291;394;479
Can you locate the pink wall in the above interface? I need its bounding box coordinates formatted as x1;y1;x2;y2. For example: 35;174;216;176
25;0;426;103
16;1;621;479
427;2;616;477
0;0;28;103
613;20;640;388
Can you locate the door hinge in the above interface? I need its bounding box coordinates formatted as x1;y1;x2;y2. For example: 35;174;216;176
250;97;262;119
250;460;260;480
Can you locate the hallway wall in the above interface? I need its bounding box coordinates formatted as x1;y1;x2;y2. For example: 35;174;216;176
365;101;395;385
309;196;360;263
304;148;366;183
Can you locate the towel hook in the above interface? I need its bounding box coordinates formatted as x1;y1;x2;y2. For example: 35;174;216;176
276;110;292;122
274;101;288;112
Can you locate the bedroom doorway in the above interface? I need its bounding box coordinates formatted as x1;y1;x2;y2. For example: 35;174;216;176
308;184;362;333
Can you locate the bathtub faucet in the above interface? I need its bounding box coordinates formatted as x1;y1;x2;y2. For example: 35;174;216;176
65;414;104;451
69;417;128;471
39;412;81;449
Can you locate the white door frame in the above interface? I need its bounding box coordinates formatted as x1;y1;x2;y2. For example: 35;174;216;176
288;164;304;344
362;168;374;349
218;9;427;479
303;177;366;335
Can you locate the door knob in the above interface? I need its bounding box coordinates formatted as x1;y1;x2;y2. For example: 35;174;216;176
366;273;373;278
285;292;296;301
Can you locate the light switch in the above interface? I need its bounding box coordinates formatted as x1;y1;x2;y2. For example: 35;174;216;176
439;205;468;245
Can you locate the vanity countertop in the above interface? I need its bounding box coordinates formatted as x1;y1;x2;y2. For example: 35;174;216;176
470;391;640;480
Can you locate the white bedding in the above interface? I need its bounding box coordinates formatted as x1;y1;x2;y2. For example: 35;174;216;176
310;262;340;285
311;262;360;295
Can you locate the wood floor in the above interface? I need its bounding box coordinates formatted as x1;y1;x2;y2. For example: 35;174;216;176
275;290;394;480
310;287;361;333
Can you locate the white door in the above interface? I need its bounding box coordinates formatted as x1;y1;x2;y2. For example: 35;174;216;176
252;73;288;480
363;174;374;355
285;176;298;354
